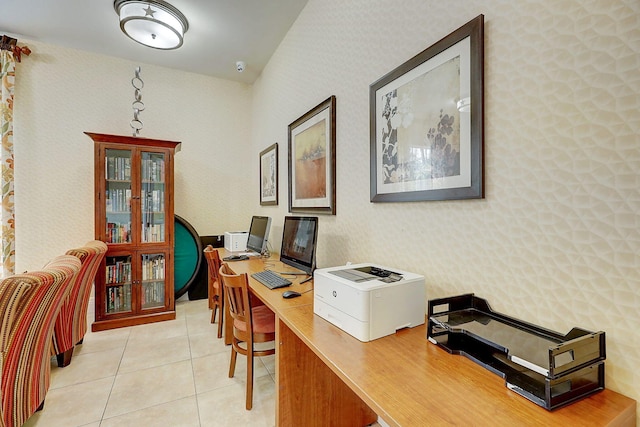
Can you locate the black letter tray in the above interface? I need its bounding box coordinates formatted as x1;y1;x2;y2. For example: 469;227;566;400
427;294;605;410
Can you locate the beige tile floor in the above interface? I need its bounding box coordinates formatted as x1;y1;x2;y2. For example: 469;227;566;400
24;297;277;427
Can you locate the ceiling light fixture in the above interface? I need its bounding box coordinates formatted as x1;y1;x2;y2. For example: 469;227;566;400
114;0;189;50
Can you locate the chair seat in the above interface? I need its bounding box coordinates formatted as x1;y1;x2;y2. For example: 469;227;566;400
233;305;275;334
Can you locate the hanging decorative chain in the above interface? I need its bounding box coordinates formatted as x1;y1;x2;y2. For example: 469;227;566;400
130;66;145;136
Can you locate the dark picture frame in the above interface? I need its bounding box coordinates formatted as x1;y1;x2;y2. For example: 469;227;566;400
370;15;484;202
259;143;279;206
288;96;336;214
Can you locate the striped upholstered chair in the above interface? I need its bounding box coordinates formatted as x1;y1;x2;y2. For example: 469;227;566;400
52;240;107;367
0;255;81;427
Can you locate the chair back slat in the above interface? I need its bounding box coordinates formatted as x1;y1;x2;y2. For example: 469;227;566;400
219;263;252;338
204;246;221;283
204;246;225;335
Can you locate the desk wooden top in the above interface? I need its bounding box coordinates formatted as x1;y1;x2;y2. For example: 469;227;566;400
219;250;313;312
278;304;637;427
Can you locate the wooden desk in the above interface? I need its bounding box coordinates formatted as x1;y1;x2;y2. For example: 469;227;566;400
218;253;636;426
277;304;636;426
219;250;313;345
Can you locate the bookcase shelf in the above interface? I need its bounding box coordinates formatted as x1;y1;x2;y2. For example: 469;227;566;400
86;132;181;331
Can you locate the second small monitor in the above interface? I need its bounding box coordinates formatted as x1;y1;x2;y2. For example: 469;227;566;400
246;215;272;254
280;216;318;275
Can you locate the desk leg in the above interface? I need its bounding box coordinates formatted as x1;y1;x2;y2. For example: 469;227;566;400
276;318;377;427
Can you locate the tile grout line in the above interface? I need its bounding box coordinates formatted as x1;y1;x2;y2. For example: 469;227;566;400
186;302;204;427
97;326;130;426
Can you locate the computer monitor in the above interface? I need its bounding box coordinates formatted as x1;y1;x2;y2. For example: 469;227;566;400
280;216;318;275
246;216;272;254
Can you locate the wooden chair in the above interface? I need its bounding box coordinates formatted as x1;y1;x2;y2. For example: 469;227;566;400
219;262;276;410
204;245;223;338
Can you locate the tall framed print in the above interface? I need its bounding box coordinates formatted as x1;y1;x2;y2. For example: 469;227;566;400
259;143;278;206
288;96;336;215
370;15;484;202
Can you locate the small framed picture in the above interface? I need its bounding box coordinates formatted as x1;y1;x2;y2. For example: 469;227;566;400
370;15;484;202
259;143;278;206
288;96;336;214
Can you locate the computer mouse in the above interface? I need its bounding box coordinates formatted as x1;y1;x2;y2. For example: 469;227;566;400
282;290;301;299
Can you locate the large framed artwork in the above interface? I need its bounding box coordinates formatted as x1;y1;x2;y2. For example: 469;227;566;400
370;15;484;202
259;143;278;206
288;95;336;214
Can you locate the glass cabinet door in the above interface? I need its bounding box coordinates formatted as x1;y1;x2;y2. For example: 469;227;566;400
140;151;166;243
89;132;179;331
105;149;132;244
140;253;166;310
104;255;132;314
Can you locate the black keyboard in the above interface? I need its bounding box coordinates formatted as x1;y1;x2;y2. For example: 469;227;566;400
251;270;292;290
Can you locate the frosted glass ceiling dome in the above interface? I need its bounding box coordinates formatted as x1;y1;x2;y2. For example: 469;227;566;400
114;0;189;50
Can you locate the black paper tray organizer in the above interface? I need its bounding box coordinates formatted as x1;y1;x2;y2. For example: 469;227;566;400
427;294;606;410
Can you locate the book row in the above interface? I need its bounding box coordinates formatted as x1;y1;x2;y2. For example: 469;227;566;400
106;259;132;284
142;223;165;243
106;155;131;181
105;257;165;284
106;188;132;213
141;157;165;183
141;281;165;308
141;255;165;280
105;155;165;183
105;281;165;313
106;222;169;244
106;188;164;214
106;222;131;244
140;189;165;213
106;284;131;313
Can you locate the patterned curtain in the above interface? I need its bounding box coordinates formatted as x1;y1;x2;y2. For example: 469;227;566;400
0;44;16;277
0;36;29;277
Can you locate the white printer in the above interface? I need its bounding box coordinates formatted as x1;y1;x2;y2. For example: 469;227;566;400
313;263;425;342
224;231;248;252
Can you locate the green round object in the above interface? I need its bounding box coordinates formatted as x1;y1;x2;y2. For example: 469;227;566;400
174;215;202;298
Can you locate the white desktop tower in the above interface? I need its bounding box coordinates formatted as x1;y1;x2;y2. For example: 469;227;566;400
224;231;248;252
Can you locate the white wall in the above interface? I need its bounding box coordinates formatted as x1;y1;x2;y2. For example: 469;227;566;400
249;0;640;412
13;42;253;270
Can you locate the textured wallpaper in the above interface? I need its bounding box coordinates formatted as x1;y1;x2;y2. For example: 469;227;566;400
251;0;640;414
10;0;639;419
13;43;253;271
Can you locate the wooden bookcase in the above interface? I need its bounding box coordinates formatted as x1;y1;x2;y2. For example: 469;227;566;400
86;132;181;331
